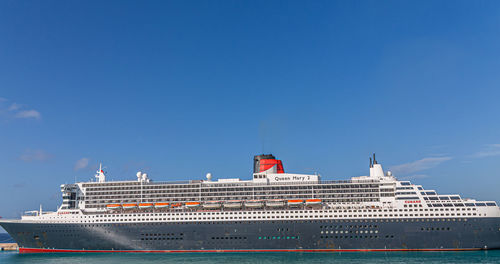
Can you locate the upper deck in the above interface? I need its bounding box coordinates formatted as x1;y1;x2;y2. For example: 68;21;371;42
54;154;498;215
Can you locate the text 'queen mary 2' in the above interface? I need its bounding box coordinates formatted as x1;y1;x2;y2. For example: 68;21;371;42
1;154;500;253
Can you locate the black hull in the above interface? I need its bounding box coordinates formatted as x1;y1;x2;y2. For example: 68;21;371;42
1;217;500;252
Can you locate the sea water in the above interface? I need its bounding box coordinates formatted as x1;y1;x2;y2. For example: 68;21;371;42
2;251;500;264
1;233;500;264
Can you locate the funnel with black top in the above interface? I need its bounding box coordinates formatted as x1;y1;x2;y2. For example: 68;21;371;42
253;154;285;174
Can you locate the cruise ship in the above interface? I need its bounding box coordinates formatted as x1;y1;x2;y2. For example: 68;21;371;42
1;154;499;253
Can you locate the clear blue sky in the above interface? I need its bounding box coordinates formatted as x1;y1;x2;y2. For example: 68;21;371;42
1;1;500;228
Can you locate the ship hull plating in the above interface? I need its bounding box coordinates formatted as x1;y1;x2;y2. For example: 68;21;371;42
2;217;500;252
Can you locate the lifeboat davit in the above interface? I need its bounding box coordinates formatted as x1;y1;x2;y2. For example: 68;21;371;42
154;202;169;209
171;203;182;208
106;204;121;210
186;202;201;208
138;203;153;209
266;200;284;207
305;199;322;205
202;201;221;209
224;201;242;209
122;203;137;210
287;199;303;206
244;200;264;208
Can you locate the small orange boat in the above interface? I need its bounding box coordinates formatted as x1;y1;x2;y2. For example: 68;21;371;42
170;203;182;208
305;199;322;205
154;202;169;209
186;202;201;208
106;204;121;210
287;199;303;206
138;203;153;209
122;203;137;210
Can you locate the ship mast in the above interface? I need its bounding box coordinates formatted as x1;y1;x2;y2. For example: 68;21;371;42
95;163;106;183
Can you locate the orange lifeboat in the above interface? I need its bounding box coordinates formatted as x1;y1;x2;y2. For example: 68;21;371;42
186;202;201;208
122;203;137;210
305;199;322;205
106;204;121;210
138;203;153;209
287;199;303;206
171;203;182;208
155;203;170;209
154;202;169;209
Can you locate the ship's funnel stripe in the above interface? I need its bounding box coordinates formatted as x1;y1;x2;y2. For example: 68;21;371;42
258;159;285;173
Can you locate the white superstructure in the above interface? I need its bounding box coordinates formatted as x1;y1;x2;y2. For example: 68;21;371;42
20;154;499;225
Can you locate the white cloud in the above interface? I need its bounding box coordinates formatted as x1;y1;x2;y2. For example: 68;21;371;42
19;149;52;162
15;110;41;119
74;158;89;171
471;144;500;158
390;157;452;175
0;99;42;121
8;103;21;111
